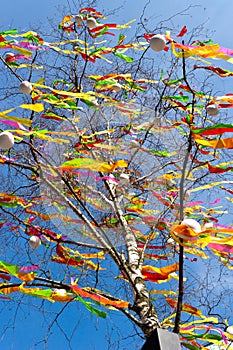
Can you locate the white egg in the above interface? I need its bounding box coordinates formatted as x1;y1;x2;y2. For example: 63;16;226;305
112;83;122;92
149;34;166;52
119;173;130;186
181;218;202;233
29;236;41;249
206;104;219;116
54;288;67;296
75;15;83;26
92;99;99;107
0;131;14;150
86;17;97;29
184;190;191;201
19;81;32;94
166;237;175;248
226;326;233;335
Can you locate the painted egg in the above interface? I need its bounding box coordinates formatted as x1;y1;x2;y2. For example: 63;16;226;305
149;34;166;52
5;52;15;61
0;131;14;150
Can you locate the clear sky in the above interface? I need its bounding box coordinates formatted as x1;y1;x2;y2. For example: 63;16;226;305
1;0;233;44
1;1;233;349
1;0;233;45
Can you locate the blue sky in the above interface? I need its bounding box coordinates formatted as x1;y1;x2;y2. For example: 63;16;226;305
1;0;233;42
1;0;233;45
1;1;233;349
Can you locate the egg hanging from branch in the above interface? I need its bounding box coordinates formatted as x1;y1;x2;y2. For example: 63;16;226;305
111;83;122;92
5;52;15;62
19;81;32;94
226;326;233;336
54;288;67;296
206;104;219;116
75;14;83;26
181;218;202;233
149;34;166;52
119;173;130;186
29;236;41;249
166;237;176;248
86;17;97;29
0;131;14;150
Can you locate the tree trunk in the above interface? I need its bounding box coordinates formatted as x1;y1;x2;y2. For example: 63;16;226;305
129;268;160;338
114;194;160;337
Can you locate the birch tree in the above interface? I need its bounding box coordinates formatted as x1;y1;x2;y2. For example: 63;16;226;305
0;3;233;349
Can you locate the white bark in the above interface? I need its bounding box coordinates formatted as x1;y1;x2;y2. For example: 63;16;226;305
113;195;160;337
